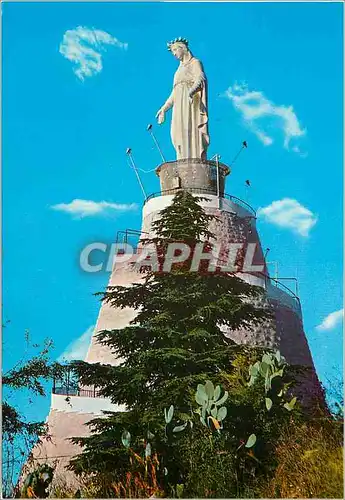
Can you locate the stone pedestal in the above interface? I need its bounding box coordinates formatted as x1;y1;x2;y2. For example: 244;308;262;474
156;158;230;196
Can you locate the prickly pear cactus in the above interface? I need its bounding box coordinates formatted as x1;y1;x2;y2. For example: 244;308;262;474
194;380;228;431
248;350;297;412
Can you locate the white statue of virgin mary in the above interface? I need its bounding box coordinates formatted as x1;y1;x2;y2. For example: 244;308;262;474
156;38;210;161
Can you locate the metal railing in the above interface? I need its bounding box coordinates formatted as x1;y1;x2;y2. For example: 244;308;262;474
53;386;103;398
258;272;300;304
222;193;256;216
144;187;256;216
53;386;78;396
52;367;103;399
115;228;150;252
115;228;149;246
272;276;299;298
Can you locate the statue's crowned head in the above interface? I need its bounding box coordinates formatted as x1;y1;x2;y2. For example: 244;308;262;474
167;37;190;60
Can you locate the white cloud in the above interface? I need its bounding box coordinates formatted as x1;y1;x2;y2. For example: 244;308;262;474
224;82;306;154
59;26;128;80
316;309;344;331
257;198;317;237
51;199;138;218
58;325;95;362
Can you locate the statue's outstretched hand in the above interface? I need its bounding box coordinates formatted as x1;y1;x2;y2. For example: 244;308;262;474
155;108;165;125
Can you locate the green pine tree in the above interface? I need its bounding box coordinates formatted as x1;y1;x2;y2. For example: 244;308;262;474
68;191;271;492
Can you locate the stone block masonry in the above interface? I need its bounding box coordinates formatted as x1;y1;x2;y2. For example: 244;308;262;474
27;158;322;487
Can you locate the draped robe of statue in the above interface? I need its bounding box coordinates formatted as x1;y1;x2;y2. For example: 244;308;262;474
165;57;209;160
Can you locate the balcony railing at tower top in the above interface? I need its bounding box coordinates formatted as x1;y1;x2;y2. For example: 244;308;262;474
144;187;256;216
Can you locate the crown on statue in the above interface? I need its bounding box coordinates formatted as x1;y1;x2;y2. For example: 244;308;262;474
167;37;189;51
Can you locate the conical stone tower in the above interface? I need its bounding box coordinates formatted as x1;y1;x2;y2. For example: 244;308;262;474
27;155;321;485
26;38;322;486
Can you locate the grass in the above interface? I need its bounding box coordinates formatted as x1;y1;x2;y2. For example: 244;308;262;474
260;419;343;499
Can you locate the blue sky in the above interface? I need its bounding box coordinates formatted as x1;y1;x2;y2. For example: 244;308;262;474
2;1;343;423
